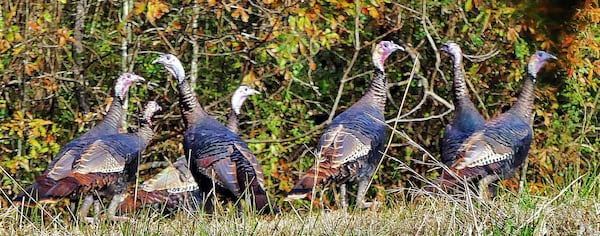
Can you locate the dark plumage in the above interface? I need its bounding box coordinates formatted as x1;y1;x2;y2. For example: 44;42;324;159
440;42;486;167
285;41;403;209
35;101;160;221
12;73;144;218
153;54;277;214
119;85;259;214
437;51;557;199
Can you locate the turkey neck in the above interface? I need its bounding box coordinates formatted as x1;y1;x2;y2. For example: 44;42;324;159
84;97;123;138
136;119;154;144
508;75;535;123
451;56;478;116
359;67;387;113
226;110;239;134
176;80;208;128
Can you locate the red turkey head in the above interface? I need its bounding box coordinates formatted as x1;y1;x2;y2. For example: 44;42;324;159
231;85;260;115
115;73;145;101
153;54;186;84
372;41;404;72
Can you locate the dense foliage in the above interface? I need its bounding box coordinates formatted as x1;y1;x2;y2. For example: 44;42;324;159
0;0;597;209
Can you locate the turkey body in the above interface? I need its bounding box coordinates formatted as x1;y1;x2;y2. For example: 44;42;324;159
35;101;160;220
438;51;556;199
286;41;403;209
183;117;270;212
12;73;144;218
440;42;486;167
153;54;276;214
118;85;259;215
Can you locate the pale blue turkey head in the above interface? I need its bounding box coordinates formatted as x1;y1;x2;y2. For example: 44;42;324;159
231;85;260;115
153;54;186;84
441;42;463;63
528;51;557;80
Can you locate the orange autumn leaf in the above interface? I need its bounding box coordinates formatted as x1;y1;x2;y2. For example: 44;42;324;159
27;21;42;32
146;0;169;24
59;36;66;47
232;7;249;22
25;63;39;76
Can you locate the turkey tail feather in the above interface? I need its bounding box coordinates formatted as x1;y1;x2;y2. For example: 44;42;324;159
39;173;114;203
12;177;56;206
119;190;168;213
286;164;331;200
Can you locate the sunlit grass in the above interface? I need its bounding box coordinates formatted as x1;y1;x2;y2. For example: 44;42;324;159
2;172;598;235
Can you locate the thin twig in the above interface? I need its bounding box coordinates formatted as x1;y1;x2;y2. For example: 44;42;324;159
421;0;446;85
327;6;361;123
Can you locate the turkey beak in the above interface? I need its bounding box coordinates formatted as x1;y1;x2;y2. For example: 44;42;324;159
152;57;163;64
440;44;449;54
249;88;260;95
393;43;404;52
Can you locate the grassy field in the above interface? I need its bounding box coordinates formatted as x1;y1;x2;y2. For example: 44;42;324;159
2;174;598;236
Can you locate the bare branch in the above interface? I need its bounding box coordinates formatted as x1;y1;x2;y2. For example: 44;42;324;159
327;1;361;123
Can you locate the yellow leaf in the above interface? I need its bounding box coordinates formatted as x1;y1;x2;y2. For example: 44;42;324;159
465;0;473;11
367;6;379;19
134;1;147;15
242;70;258;85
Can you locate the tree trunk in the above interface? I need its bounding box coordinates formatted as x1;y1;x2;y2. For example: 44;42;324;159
73;0;89;114
190;1;200;89
120;0;132;130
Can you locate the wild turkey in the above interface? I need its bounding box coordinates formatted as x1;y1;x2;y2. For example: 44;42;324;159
226;85;260;134
440;42;486;167
119;156;202;214
436;51;556;199
119;85;259;214
153;54;277;214
12;73;144;212
24;101;160;221
285;41;403;209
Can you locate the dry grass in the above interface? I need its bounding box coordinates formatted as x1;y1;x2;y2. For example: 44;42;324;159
2;178;598;236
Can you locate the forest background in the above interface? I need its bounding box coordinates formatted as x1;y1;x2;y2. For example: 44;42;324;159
0;0;597;219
